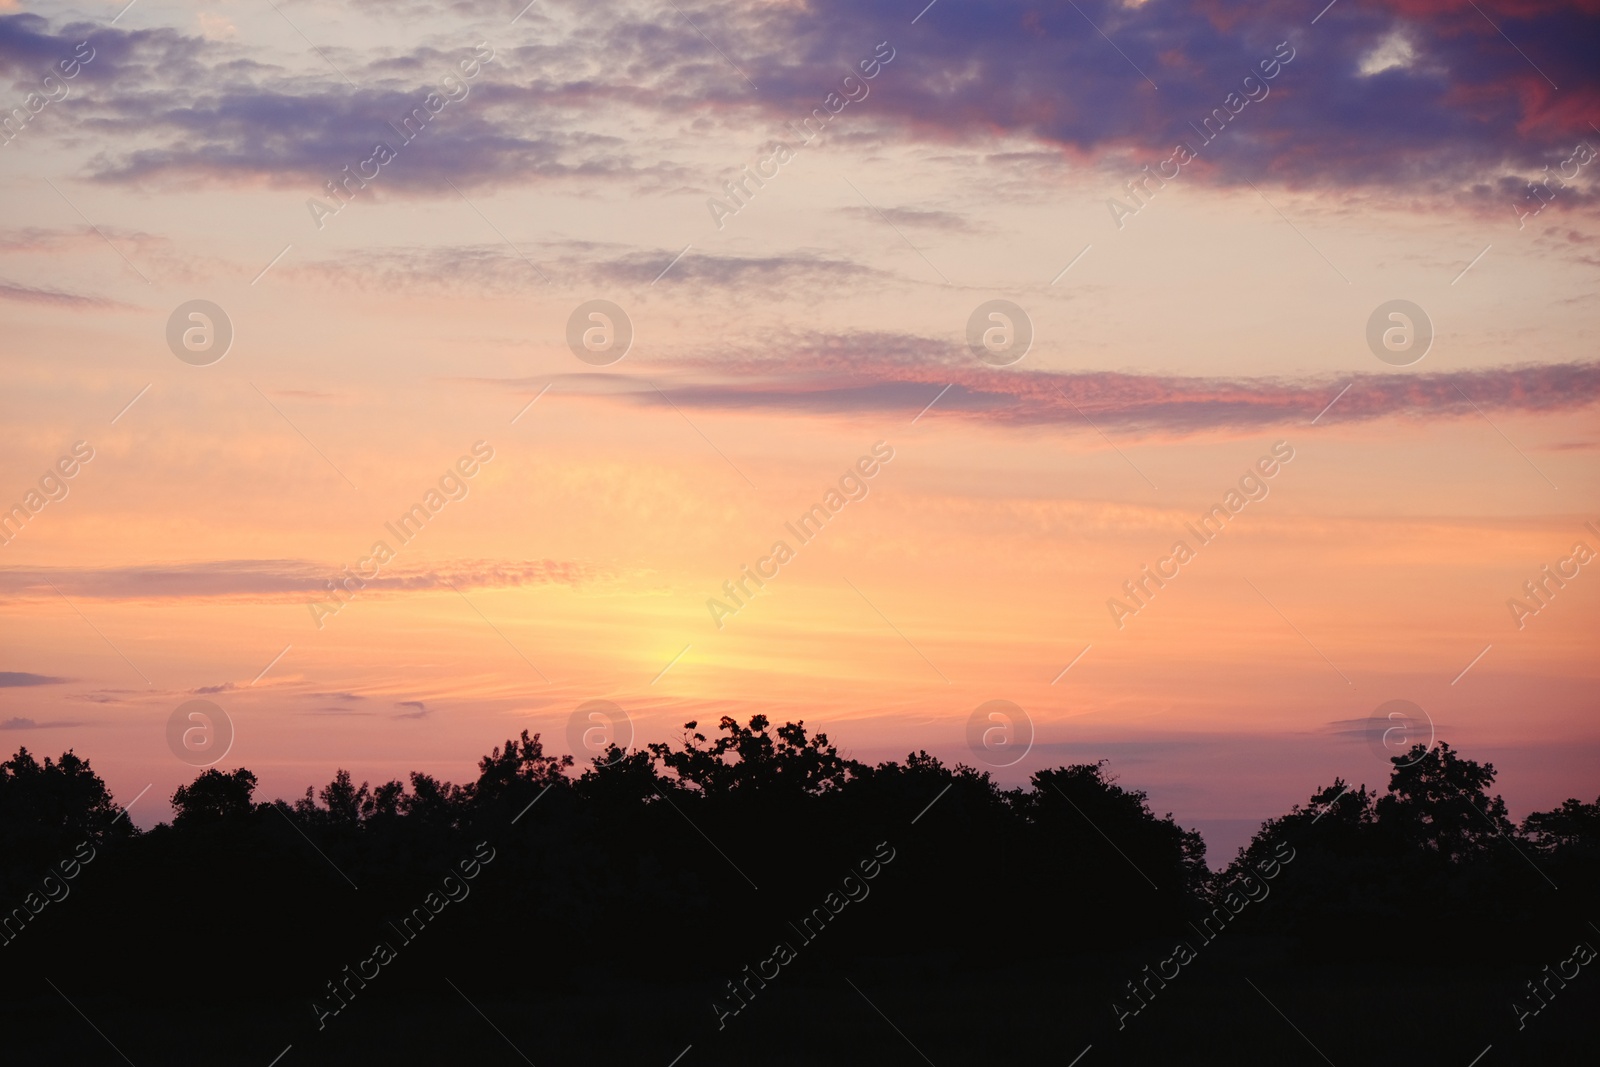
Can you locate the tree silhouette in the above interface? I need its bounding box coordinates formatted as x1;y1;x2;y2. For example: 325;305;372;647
0;746;134;897
317;768;369;826
170;767;258;826
1522;795;1600;854
647;715;861;798
2;730;1596;1063
1374;741;1513;861
401;771;468;826
1031;761;1209;898
472;729;572;815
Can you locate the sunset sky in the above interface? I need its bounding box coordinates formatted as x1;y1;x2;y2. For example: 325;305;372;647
2;0;1596;860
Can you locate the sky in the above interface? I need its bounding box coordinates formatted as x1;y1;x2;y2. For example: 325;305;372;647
1;0;1596;863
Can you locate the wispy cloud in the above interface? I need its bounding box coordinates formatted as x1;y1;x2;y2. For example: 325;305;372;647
0;559;597;600
396;700;429;719
839;206;982;233
610;350;1600;435
288;243;890;298
0;280;126;310
0;671;69;687
0;716;90;730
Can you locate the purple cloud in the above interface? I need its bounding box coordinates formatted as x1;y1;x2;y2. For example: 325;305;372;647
0;671;68;687
4;1;1591;200
622;353;1600;434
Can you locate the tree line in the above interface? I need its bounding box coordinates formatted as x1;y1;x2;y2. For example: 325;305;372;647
1;716;1594;1062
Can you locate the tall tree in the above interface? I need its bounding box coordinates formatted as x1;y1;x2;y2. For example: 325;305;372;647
170;768;258;826
1374;742;1513;861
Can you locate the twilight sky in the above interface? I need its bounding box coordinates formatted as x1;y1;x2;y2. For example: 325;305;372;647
2;0;1596;860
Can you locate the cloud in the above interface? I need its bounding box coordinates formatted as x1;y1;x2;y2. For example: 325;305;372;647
0;716;88;729
0;280;124;310
1326;717;1447;744
68;690;138;704
0;671;67;687
88;88;632;192
8;1;1593;202
293;243;887;298
772;0;1600;199
839;206;982;233
4;15;677;192
0;559;597;600
396;700;429;719
621;343;1600;435
1357;30;1418;77
190;682;236;694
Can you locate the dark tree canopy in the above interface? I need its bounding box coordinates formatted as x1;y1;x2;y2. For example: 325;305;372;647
170;767;258;826
1374;741;1513;861
1;726;1593;1064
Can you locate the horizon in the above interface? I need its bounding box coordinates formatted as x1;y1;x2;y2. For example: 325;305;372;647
4;716;1596;870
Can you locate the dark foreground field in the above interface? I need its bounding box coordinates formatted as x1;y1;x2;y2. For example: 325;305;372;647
3;717;1595;1065
4;949;1595;1065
